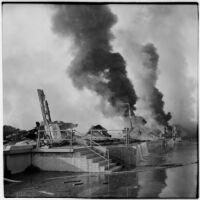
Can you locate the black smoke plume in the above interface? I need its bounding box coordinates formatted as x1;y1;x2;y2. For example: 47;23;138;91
52;5;137;116
141;43;171;126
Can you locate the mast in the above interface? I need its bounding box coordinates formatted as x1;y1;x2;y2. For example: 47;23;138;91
37;89;52;139
37;89;52;125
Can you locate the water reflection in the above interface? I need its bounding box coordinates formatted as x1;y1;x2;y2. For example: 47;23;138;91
160;164;197;198
76;172;139;198
4;141;198;198
138;169;167;198
95;172;139;198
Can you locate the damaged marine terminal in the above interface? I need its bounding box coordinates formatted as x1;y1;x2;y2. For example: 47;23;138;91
4;89;181;175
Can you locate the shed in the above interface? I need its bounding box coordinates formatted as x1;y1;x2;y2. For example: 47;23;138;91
87;125;111;138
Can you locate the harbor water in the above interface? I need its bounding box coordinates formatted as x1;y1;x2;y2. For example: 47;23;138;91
4;141;198;198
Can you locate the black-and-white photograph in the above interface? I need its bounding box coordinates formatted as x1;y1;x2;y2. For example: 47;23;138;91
2;2;198;198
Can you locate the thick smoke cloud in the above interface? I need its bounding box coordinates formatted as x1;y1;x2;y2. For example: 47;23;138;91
141;43;171;126
3;4;197;135
111;5;197;135
52;5;137;116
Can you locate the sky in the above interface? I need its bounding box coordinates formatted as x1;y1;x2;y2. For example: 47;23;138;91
2;3;198;134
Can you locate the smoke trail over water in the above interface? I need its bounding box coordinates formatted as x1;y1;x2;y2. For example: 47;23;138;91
110;4;197;135
141;43;171;126
52;5;137;116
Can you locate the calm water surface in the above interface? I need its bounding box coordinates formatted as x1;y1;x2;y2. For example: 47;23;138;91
4;141;198;198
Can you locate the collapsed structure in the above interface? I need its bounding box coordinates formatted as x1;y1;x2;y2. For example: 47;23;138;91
37;89;78;146
36;89;180;146
3;89;181;177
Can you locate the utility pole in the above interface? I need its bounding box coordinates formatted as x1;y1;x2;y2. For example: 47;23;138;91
127;103;133;131
118;102;134;146
124;103;133;146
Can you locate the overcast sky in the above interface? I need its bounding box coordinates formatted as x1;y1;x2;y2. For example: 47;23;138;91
2;3;198;133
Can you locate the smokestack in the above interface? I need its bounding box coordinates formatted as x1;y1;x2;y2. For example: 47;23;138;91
52;5;137;117
141;43;171;126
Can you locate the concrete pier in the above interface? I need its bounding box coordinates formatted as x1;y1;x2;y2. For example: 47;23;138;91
4;140;171;175
106;145;137;168
31;148;106;173
4;145;32;175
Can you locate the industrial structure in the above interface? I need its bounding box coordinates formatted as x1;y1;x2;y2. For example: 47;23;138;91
3;89;180;177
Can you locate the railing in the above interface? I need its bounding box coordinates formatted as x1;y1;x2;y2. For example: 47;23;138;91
89;139;110;170
88;129;130;146
37;129;74;150
78;128;131;170
74;130;110;170
85;142;110;170
36;128;130;170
